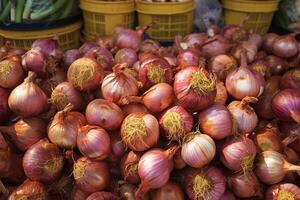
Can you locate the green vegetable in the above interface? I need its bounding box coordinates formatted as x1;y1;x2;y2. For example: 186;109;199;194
0;1;11;22
16;0;26;23
22;0;33;20
30;0;67;20
11;0;17;22
59;0;74;19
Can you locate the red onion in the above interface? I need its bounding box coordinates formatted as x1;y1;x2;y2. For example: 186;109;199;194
179;33;208;51
173;148;186;169
70;186;89;200
73;157;110;194
254;124;283;152
250;59;270;77
121;103;149;116
263;33;279;53
174;67;216;112
228;97;258;133
181;133;216;168
101;63;139;104
0;56;24;89
198;104;234;139
226;51;264;100
228;171;262;198
84;47;114;71
159;105;193;142
114;23;153;51
48;104;86;149
8;48;25;57
77;125;111;160
207;25;222;37
272;32;299;58
0;117;46;151
0;88;10;123
223;23;248;42
176;49;205;69
232;41;258;63
280;69;300;90
221;136;257;172
8;72;48;117
284;147;300;164
140;39;160;53
23;139;64;182
184;167;226;200
122;83;175;113
220;191;236;200
256;50;268;60
248;32;263;50
215;82;228;105
151;181;184;200
8;180;47;200
39;68;67;96
6;153;26;184
208;54;237;81
79;42;98;55
265;55;288;75
120;151;141;184
138;56;173;89
86;99;124;130
109;131;126;161
63;49;82;69
0;42;11;59
279;121;300;147
96;35;115;51
271;89;300;122
254;76;280;120
67;57;104;91
31;37;63;62
136;147;177;197
265;183;300;200
115;48;137;67
201;35;232;59
86;192;120;200
121;113;159;151
50;81;84;111
255;151;300;184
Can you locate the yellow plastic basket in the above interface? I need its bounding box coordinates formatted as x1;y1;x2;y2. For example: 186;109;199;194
222;0;279;35
0;22;82;51
82;31;96;42
136;0;194;42
80;0;135;36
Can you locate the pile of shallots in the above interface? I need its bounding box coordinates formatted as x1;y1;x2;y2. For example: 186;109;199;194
0;22;300;200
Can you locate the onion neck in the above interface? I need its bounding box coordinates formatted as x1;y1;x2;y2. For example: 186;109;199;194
164;146;179;160
24;71;37;83
118;96;143;106
137;22;154;37
240;50;248;69
283;161;300;172
240;96;258;108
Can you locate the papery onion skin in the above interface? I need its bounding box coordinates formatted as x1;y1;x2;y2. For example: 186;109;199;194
121;103;149;116
263;33;279;53
70;186;89;200
220;191;236;200
250;59;270;77
0;88;11;123
21;49;48;78
0;56;25;89
228;171;262;198
86;99;124;130
231;41;258;63
198;104;233;139
176;49;204;69
228;97;258;134
31;38;63;62
184;167;226;200
208;54;237;81
181;133;216;168
173;148;186;169
159;105;193;142
77;125;111;160
249;33;263;50
201;36;232;58
265;55;287;75
271;89;300;122
115;48;138;66
8;179;48;200
8;72;48;117
136;147;176;197
63;49;82;69
140;39;160;53
79;42;98;55
48;106;87;149
120;151;141;184
67;57;104;91
215;82;228;105
73;157;110;194
280;69;300;90
40;68;67;97
254;125;282;152
84;47;114;71
101;64;139;104
86;192;120;200
121;112;159;151
138;57;173;90
265;183;300;200
109;131;126;161
255;151;300;184
272;33;299;58
221;136;257;172
180;33;208;50
50;82;84;111
151;181;184;200
23;139;64;182
174;67;216;112
0;117;46;151
142;83;175;113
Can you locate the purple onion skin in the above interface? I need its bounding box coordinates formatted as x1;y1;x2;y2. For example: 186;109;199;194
63;49;82;69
